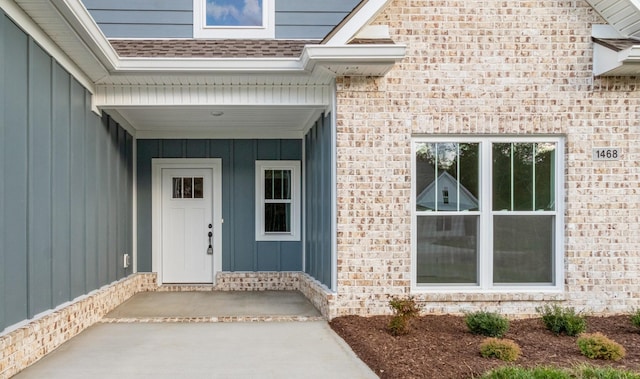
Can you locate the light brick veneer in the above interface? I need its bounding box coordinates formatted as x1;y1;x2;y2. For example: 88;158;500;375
0;274;157;379
333;0;640;317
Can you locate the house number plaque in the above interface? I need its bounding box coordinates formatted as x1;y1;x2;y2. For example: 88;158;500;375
592;148;621;161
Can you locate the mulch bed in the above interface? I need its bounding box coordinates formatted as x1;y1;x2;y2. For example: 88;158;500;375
330;315;640;379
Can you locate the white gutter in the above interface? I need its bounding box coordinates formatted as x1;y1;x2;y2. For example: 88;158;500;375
101;45;407;74
116;57;304;73
302;44;406;75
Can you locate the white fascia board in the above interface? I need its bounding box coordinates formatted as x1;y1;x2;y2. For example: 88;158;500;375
302;44;406;68
0;0;95;93
593;43;640;76
323;0;393;46
115;57;304;73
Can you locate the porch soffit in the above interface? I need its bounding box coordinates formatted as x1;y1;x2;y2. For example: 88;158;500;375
586;0;640;39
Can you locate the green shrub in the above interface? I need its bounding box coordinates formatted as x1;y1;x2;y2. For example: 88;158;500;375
578;364;640;379
631;309;640;331
386;296;420;336
536;304;586;336
481;365;640;379
465;311;510;337
577;332;626;361
479;338;521;362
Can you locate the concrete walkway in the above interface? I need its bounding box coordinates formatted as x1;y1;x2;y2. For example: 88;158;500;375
13;291;377;379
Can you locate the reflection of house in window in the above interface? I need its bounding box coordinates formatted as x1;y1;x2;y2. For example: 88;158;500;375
417;172;478;238
416;172;478;212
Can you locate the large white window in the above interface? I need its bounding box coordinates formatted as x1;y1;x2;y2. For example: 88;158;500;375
412;137;564;291
255;161;300;241
194;0;275;39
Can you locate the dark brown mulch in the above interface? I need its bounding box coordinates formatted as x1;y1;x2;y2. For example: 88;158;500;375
330;315;640;379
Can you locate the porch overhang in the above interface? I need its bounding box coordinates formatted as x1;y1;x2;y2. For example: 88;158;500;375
7;0;406;137
591;25;640;76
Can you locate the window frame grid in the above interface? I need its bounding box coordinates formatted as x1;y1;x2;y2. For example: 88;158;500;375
255;160;300;241
411;136;564;293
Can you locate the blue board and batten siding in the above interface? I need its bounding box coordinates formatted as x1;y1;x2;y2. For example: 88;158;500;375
83;0;361;39
137;139;303;273
0;12;134;332
305;114;333;288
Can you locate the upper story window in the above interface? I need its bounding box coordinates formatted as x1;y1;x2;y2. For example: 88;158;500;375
412;137;564;292
194;0;275;39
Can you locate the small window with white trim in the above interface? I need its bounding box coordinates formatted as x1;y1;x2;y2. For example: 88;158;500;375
193;0;275;39
255;161;300;241
412;137;564;290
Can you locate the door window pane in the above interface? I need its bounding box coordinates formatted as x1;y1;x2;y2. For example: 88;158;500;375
183;177;193;198
194;177;203;199
493;215;554;284
172;178;182;199
416;215;478;284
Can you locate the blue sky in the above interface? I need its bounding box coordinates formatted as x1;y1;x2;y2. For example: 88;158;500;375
206;0;263;26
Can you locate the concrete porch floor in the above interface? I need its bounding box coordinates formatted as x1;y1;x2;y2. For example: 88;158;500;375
13;291;377;379
103;290;323;320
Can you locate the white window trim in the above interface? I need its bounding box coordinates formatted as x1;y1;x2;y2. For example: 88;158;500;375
410;136;565;294
255;160;301;241
193;0;275;39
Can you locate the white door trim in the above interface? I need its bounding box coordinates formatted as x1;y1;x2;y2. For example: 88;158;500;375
152;158;222;285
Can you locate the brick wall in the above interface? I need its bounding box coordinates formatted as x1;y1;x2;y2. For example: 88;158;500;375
334;0;640;317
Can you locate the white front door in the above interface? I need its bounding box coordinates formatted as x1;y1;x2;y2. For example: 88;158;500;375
154;159;222;284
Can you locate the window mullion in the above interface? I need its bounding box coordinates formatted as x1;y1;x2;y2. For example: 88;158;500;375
533;144;537;211
481;141;493;289
510;143;514;211
456;144;460;212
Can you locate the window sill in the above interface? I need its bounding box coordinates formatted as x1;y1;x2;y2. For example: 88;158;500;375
410;288;565;303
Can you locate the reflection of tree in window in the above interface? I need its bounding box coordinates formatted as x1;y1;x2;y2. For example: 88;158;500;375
493;143;555;211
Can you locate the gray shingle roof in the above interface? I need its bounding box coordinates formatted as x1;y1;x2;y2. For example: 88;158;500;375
109;39;321;58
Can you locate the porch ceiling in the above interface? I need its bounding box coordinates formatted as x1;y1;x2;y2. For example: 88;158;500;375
108;105;327;139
